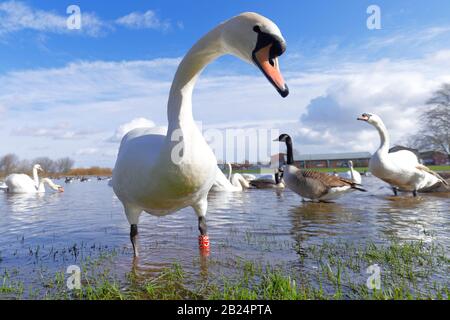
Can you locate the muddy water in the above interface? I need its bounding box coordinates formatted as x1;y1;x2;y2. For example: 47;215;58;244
0;176;448;294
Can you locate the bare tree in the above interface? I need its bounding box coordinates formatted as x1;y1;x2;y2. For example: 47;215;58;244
55;157;75;173
16;159;32;173
0;153;19;176
33;157;56;173
411;83;450;162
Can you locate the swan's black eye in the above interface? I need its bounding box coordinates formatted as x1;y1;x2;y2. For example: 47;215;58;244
253;25;261;33
270;40;285;59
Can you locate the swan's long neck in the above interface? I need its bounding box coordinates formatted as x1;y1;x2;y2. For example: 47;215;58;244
374;121;390;154
32;167;40;188
41;178;59;191
167;26;224;133
275;172;280;184
227;163;232;180
348;162;355;181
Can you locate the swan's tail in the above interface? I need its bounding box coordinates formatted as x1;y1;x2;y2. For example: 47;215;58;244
416;164;449;186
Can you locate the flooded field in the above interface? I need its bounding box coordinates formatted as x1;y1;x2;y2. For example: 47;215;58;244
0;176;448;299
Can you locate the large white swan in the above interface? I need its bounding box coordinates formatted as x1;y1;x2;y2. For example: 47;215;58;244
112;12;289;257
357;113;448;196
2;164;64;193
211;163;250;192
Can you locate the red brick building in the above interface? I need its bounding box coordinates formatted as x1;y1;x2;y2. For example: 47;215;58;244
419;151;449;165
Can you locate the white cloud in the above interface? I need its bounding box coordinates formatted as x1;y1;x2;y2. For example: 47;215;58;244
115;10;171;31
75;147;99;156
108;117;156;143
11;123;98;140
0;1;107;36
0;58;180;114
365;26;450;52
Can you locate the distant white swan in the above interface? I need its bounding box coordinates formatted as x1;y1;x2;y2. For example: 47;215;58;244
211;163;250;192
112;12;289;257
339;160;362;184
3;164;64;193
358;113;448;196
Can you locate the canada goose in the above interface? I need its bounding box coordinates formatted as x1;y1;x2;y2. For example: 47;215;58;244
275;134;366;202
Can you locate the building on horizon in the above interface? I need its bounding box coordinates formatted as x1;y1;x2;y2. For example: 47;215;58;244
271;151;372;169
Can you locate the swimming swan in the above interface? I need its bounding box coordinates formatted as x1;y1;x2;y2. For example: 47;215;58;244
3;164;64;193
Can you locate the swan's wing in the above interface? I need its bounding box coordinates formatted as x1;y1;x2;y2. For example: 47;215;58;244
232;173;250;188
118;126;167;153
389;145;418;154
4;174;37;193
416;164;449;185
387;150;419;167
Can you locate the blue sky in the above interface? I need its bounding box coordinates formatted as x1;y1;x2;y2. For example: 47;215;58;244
1;0;450;166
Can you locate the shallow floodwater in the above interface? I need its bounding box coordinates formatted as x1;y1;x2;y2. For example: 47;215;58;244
0;176;448;296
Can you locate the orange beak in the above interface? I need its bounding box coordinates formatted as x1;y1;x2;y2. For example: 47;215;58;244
253;43;289;98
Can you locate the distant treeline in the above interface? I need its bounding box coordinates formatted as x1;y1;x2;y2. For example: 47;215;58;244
68;167;112;177
0;153;112;178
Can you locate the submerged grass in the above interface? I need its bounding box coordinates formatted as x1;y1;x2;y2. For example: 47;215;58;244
0;240;448;300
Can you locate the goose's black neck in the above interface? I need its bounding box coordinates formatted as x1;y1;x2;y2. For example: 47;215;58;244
285;138;294;165
275;172;280;184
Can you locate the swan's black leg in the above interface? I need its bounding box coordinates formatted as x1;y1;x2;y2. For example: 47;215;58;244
130;224;139;257
392;187;398;196
198;216;207;235
412;190;417;197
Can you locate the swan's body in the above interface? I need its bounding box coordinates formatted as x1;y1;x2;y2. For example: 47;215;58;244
112;12;289;256
276;134;366;202
250;170;285;189
3;164;63;193
339;161;362;184
241;173;257;181
358;113;448;196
